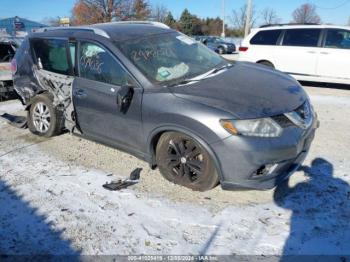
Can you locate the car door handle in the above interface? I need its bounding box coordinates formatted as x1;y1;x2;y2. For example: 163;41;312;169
320;52;329;55
307;51;316;54
74;89;87;99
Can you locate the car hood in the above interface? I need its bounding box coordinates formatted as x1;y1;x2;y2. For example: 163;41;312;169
169;62;307;119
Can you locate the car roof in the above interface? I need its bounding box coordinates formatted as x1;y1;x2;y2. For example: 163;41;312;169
30;21;174;41
253;24;350;31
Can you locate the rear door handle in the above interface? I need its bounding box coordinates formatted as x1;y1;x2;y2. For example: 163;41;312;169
320;52;329;55
74;89;87;99
307;51;316;54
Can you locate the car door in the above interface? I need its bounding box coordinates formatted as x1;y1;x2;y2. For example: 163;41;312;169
274;28;321;76
72;40;144;153
317;28;350;80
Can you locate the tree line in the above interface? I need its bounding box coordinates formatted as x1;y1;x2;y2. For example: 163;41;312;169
44;1;324;37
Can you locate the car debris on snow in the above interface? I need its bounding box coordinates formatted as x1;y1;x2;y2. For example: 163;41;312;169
103;168;142;191
0;112;27;128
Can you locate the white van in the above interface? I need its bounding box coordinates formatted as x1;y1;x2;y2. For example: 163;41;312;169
239;24;350;84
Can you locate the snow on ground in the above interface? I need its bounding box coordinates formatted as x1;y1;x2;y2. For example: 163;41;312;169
0;88;350;256
0;100;24;114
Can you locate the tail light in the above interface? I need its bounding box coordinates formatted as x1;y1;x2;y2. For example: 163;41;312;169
11;58;17;74
239;47;249;52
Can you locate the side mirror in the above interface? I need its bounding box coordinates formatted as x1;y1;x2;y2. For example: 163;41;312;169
117;85;134;113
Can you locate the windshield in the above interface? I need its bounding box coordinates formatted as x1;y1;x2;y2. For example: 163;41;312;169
208;37;222;43
114;32;225;85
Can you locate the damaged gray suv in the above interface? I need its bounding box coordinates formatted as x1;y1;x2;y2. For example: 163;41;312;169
12;21;318;191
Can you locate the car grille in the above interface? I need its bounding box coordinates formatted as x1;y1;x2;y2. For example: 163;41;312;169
272;115;295;128
284;100;313;129
295;101;312;121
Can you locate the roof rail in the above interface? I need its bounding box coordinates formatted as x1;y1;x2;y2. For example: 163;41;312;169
260;23;320;28
36;26;110;38
33;21;170;38
101;20;170;29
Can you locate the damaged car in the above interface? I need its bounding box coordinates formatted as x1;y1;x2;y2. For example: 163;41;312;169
0;40;18;101
12;21;318;191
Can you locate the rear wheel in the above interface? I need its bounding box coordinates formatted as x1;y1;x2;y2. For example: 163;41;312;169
28;94;64;137
156;132;219;191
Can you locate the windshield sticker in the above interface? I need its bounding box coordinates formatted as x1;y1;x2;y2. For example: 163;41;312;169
156;62;189;81
131;47;175;62
158;69;171;78
176;35;196;45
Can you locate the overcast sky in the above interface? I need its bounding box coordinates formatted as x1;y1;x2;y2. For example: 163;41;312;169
0;0;349;26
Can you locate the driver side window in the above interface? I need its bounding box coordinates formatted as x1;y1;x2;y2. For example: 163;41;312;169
325;29;350;49
78;41;133;86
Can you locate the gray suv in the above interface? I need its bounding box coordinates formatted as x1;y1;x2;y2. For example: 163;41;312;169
12;21;318;191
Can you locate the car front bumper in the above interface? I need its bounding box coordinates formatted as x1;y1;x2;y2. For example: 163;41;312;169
210;114;319;190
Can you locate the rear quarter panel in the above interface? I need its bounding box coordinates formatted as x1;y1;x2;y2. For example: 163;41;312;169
239;29;277;64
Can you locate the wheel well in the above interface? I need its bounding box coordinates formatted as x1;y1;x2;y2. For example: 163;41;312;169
25;91;52;110
149;131;166;169
256;60;275;68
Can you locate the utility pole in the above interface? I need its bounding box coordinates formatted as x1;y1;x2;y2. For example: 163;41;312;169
221;0;226;37
244;0;252;37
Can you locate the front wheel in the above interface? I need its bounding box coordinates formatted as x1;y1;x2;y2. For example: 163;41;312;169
156;132;219;191
28;94;64;137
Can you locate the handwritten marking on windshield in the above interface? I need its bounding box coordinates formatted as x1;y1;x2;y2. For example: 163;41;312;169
131;48;175;62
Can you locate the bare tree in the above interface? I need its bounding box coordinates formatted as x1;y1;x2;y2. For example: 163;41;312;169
231;4;257;36
152;4;168;22
261;8;281;25
130;0;151;20
292;3;321;24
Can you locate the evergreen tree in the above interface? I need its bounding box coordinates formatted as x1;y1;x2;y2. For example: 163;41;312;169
164;11;176;28
179;9;202;36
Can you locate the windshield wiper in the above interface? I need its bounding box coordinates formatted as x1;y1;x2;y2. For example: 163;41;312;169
165;63;234;88
209;63;233;75
165;77;199;87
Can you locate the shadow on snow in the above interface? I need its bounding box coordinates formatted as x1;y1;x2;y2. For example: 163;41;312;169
274;158;350;257
0;180;80;257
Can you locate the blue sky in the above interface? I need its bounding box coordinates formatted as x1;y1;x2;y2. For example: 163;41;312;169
0;0;349;25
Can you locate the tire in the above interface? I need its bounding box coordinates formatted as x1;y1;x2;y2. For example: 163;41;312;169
156;132;219;191
28;93;64;137
258;61;275;68
218;47;225;55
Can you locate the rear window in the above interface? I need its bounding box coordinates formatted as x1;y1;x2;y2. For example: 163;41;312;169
32;38;70;75
282;29;321;47
250;30;282;45
325;29;350;49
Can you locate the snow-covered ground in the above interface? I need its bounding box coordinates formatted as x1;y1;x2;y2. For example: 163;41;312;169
0;87;350;256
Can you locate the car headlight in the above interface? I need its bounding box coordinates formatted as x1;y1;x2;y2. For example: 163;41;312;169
220;118;283;137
